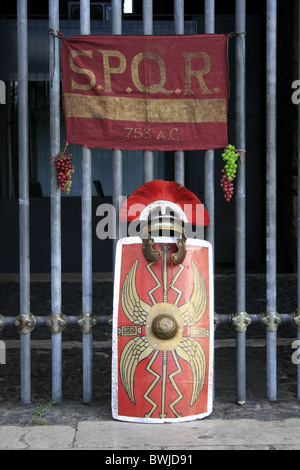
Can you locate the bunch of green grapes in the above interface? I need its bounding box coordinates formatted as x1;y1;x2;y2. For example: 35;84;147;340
220;145;240;202
221;144;240;180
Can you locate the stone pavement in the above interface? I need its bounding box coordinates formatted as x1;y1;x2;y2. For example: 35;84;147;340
1;417;300;450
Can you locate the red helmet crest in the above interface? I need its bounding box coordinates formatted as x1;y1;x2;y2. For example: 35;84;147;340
119;180;209;227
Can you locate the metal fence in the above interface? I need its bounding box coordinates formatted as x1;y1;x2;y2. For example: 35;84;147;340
0;0;298;407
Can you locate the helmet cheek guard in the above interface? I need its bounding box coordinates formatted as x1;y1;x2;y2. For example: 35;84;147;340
142;236;161;263
171;235;186;265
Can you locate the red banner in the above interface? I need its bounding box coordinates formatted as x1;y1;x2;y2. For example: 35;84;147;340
61;34;228;151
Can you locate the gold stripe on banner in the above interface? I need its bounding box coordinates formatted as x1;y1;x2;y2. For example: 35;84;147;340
64;93;227;124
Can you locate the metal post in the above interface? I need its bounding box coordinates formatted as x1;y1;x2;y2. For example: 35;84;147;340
297;0;300;400
80;0;94;404
143;0;153;34
298;330;300;399
265;0;278;401
112;0;122;262
234;0;249;405
204;0;215;249
203;0;216;402
17;0;31;404
49;0;63;403
143;0;154;183
6;82;13;198
174;0;184;185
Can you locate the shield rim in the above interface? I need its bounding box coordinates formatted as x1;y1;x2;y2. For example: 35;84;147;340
111;236;214;423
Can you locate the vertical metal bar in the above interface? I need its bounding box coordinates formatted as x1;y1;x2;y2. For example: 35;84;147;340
112;0;122;261
51;333;62;402
235;0;247;405
203;0;216;403
266;0;278;401
143;154;153;182
6;82;12;198
20;334;31;403
143;0;154;182
235;332;246;401
297;0;300;400
204;0;215;32
204;0;215;249
297;330;300;399
143;0;153;34
174;0;184;34
112;0;122;33
266;329;277;399
174;0;184;185
49;0;63;403
80;0;93;404
17;0;31;404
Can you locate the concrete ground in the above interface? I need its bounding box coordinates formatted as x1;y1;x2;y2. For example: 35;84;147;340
2;418;300;450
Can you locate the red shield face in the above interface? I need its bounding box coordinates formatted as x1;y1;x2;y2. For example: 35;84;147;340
112;237;214;422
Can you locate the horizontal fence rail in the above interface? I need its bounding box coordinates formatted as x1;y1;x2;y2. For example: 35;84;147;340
0;0;299;408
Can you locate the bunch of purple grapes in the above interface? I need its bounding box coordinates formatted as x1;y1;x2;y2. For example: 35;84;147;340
55;150;74;195
220;168;235;202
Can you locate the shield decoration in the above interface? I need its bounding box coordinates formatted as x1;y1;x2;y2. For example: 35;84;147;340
112;236;214;423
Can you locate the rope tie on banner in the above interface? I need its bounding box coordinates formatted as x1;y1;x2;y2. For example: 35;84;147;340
228;31;246;61
47;29;63;87
48;29;64;40
227;32;246;99
235;148;246;164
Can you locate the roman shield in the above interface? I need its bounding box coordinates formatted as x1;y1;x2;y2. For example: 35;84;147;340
112;236;214;423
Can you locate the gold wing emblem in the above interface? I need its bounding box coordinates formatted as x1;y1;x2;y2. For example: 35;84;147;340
175;337;206;406
119;336;153;404
121;260;151;325
179;261;207;326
